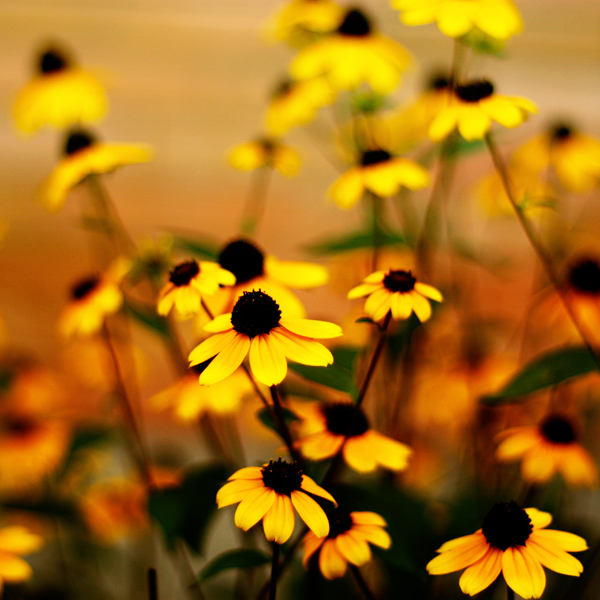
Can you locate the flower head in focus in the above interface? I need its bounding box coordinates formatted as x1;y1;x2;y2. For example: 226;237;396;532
40;129;153;212
216;458;336;544
228;138;300;176
348;269;442;322
427;502;587;598
303;510;391;579
13;46;107;134
0;526;44;591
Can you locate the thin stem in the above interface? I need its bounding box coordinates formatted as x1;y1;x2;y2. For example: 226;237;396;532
270;386;303;466
240;166;273;237
148;568;158;600
269;543;280;600
350;565;377;600
507;584;514;600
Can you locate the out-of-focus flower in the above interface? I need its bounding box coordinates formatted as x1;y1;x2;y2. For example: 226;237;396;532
265;77;336;136
290;9;411;94
189;290;342;386
496;415;598;488
128;235;174;287
348;269;442;322
13;47;107;135
216;458;336;544
0;526;44;591
303;510;391;579
157;259;235;319
328;148;430;209
294;401;412;473
427;503;587;598
40;130;153;212
428;80;536;142
228;138;300;176
392;0;523;41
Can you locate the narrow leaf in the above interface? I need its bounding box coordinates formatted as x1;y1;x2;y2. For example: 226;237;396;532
170;232;219;260
198;549;271;584
304;229;406;256
289;362;357;397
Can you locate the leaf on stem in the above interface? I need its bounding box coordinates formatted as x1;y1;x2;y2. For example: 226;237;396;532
197;549;271;584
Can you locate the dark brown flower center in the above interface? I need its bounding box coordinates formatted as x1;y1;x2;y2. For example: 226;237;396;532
328;511;353;538
3;417;37;438
361;149;391;166
219;239;265;284
323;403;369;437
429;74;451;90
231;290;281;338
273;79;294;99
568;258;600;295
40;49;68;74
71;276;100;300
456;80;494;103
65;131;95;156
551;124;573;141
482;501;532;551
169;260;200;287
383;270;416;293
338;9;371;36
540;415;576;444
261;458;303;496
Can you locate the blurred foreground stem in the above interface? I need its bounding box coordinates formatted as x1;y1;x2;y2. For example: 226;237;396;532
240;166;273;237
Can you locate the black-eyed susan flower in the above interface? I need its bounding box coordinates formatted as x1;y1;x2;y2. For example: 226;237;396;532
392;0;523;41
303;510;391;579
157;259;235;319
13;47;107;135
428;79;536;142
328;148;430;209
294;401;412;473
290;9;412;94
228;138;300;177
189;290;342;386
40;130;153;212
0;525;44;590
496;415;598;488
348;269;442;322
427;502;587;598
216;458;336;544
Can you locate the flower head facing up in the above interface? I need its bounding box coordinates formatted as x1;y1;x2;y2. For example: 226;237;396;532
188;290;342;386
427;502;587;598
348;269;442;322
496;414;598;488
303;510;391;579
216;458;336;544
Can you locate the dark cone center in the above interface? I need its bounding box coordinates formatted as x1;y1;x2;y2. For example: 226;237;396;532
4;417;37;438
568;258;600;294
231;290;281;338
383;270;416;293
273;79;294;99
429;74;451;90
169;260;200;287
551;124;573;141
541;415;576;444
219;239;265;284
324;403;369;437
65;131;96;156
482;501;532;551
40;49;68;74
71;276;100;300
456;80;495;103
261;458;303;496
338;9;371;36
328;511;353;538
361;149;391;166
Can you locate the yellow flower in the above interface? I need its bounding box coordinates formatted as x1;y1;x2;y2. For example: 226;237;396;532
0;526;44;592
303;511;391;579
157;259;235;319
348;269;442;322
265;77;336;136
427;502;587;598
496;415;598;488
228;138;300;176
216;458;336;544
189;290;342;387
328;149;430;209
428;79;536;142
290;9;412;94
294;401;412;473
393;0;523;41
40;130;153;212
13;47;107;134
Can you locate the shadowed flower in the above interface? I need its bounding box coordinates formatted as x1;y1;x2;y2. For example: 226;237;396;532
228;138;300;176
157;259;235;319
290;9;412;94
13;47;107;134
348;269;442;322
427;502;587;598
303;510;391;579
40;130;153;212
294;401;412;473
328;148;430;209
216;458;336;544
429;79;536;142
496;415;598;488
392;0;523;41
189;290;342;386
0;526;44;592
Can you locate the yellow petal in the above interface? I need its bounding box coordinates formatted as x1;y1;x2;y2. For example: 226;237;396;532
390;292;414;320
365;431;412;471
409;291;432;322
188;329;238;365
291;491;329;538
265;256;329;289
303;531;326;566
319;538;348;579
234;487;276;531
530;529;587;553
0;553;33;582
414;282;443;302
459;546;503;596
501;545;546;599
271;329;333;367
352;524;391;549
0;527;43;555
364;287;393;321
525;508;553;530
525;537;583;576
427;533;489;575
204;314;234;333
199;333;250;385
328;169;366;210
279;317;342;339
263;494;295;544
300;474;337;505
496;429;540;461
343;437;378;473
248;334;288;386
298;431;343;461
217;479;265;508
347;282;382;300
351;512;387;527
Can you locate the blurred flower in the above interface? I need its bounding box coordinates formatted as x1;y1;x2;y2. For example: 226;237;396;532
348;269;442;322
228;138;300;176
128;235;174;287
294;401;412;473
303;511;391;579
427;502;587;598
265;77;336;136
13;47;107;134
328;148;430;209
496;415;598;488
189;290;342;386
216;458;336;544
40;130;153;212
428;80;536;142
290;9;411;94
393;0;523;41
157;259;235;319
0;526;44;591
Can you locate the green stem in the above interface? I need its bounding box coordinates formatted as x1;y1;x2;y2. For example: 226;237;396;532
240;166;273;237
269;543;280;600
270;385;303;466
350;565;377;600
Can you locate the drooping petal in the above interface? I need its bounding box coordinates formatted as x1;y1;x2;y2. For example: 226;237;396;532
459;545;503;596
291;491;329;538
263;494;296;544
408;291;432;322
297;431;344;460
530;529;587;553
525;537;584;576
495;429;540;461
501;545;546;599
0;527;44;555
188;329;238;366
343;437;379;472
248;334;288;386
352;524;391;549
521;445;557;483
390;292;414;320
427;533;489;575
0;553;33;582
335;530;372;566
265;256;329;289
302;531;326;566
199;334;250;385
234;487;276;531
271;329;333;366
347;282;382;299
414;281;443;302
328;169;366;209
364;287;393;321
319;539;348;579
300;475;337;505
365;431;412;471
351;512;387;527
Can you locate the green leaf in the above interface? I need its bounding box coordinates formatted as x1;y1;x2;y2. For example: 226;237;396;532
256;406;299;434
170;231;219;260
304;229;406;256
198;549;271;584
481;346;599;404
331;346;360;372
289;362;357;398
442;136;486;159
124;300;171;337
